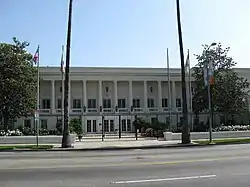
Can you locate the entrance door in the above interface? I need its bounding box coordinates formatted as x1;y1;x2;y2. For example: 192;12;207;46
87;120;97;133
103;119;115;133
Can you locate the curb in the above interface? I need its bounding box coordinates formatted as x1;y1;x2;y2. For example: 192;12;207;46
1;141;249;152
0;143;212;152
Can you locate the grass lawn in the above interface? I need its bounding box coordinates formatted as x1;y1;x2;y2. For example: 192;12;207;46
195;138;250;145
0;145;54;150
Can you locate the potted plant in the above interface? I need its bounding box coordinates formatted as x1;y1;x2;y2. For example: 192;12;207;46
69;118;83;142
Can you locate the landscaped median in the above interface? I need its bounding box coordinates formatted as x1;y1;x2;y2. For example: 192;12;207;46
0;145;54;151
194;138;250;145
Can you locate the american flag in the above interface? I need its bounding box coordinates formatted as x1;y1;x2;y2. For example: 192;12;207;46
33;46;39;64
60;45;64;73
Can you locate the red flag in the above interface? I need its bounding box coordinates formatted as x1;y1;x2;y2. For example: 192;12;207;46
33;46;39;64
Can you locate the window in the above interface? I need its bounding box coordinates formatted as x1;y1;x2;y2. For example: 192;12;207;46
93;120;97;133
118;99;126;108
176;98;181;107
73;99;81;109
103;99;111;108
42;99;50;109
151;117;157;124
57;99;62;109
104;120;109;132
162;98;168;108
127;119;131;132
147;98;155;108
133;99;140;108
122;119;126;132
110;120;114;132
41;119;48;129
87;120;91;132
24;119;31;128
88;99;96;108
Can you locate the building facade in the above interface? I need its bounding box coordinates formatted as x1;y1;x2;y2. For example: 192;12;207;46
15;67;250;133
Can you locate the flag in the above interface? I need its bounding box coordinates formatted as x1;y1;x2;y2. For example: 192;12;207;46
204;66;208;86
208;61;214;85
60;45;64;73
33;46;39;64
185;49;190;74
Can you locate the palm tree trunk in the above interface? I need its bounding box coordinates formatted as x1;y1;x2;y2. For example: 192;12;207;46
176;0;190;144
62;0;73;148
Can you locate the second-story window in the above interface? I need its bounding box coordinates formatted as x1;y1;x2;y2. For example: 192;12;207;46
118;99;126;108
176;98;181;108
103;99;111;108
57;99;62;109
88;99;96;108
162;98;168;108
147;98;155;108
133;99;140;108
73;99;81;109
42;99;50;109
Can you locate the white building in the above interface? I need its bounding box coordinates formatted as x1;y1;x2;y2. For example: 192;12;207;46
15;67;250;133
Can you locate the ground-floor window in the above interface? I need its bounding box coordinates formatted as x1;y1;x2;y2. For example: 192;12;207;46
104;120;109;132
41;119;48;129
87;120;91;132
110;120;114;132
24;119;31;128
92;120;97;132
127;119;131;131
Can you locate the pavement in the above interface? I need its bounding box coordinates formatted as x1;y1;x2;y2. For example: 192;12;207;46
0;143;250;186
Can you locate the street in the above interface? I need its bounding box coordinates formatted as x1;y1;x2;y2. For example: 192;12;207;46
0;144;250;187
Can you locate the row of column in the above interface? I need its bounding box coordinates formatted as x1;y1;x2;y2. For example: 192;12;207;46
50;80;177;110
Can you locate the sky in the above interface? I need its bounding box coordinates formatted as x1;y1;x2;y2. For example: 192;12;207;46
1;0;250;68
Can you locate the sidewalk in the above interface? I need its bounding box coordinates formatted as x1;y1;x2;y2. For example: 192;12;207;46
51;139;201;151
0;139;202;152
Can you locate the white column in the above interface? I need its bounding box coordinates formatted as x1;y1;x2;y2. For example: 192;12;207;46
129;80;133;107
113;80;118;107
144;80;147;109
83;80;87;107
51;80;55;111
172;81;176;111
158;81;162;108
98;80;102;107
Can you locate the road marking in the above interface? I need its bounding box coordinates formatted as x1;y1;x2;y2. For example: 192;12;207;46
112;174;217;184
1;155;250;171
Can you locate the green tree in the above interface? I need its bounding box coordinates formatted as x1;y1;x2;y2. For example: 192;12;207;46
0;37;37;132
192;43;249;123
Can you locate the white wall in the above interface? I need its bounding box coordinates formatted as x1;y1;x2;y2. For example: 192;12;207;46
132;81;144;107
117;81;129;107
86;81;98;105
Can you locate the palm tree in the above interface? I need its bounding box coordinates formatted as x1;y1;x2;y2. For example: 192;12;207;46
176;0;190;144
62;0;73;148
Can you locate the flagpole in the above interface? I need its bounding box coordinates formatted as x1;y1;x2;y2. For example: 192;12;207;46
61;45;64;134
36;45;40;147
166;49;172;131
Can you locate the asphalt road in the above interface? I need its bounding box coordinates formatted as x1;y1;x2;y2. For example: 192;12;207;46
0;144;250;187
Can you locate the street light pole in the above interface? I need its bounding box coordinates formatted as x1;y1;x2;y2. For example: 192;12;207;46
205;43;216;144
176;0;190;144
206;62;213;143
62;0;73;148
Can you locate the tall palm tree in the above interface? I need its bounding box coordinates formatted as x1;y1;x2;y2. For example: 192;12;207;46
176;0;190;144
62;0;73;148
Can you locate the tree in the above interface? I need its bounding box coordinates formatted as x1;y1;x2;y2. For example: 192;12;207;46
192;43;249;124
0;37;37;132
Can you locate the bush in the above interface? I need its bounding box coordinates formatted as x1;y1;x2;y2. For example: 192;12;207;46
0;129;23;136
214;125;250;131
69;118;83;135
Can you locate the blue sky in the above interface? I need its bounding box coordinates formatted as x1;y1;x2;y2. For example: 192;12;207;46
1;0;249;68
